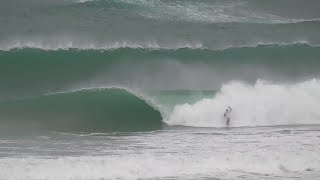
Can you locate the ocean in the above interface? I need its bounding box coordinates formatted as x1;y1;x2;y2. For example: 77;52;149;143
0;0;320;179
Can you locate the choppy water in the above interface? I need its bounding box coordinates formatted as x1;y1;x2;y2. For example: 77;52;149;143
1;126;320;179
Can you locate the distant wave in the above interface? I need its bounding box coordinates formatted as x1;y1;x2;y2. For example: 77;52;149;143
0;39;317;51
0;42;318;57
73;0;320;24
3;0;319;25
1;43;319;99
0;40;204;51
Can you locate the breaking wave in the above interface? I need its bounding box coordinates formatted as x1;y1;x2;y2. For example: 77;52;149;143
0;88;163;132
1;79;320;132
166;79;320;127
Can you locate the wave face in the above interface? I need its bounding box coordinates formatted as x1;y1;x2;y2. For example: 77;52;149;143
1;44;320;99
166;79;320;127
0;88;163;132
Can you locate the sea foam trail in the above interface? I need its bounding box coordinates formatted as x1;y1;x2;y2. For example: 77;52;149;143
166;79;320;127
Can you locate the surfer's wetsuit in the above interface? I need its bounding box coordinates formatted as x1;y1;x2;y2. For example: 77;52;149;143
224;106;232;126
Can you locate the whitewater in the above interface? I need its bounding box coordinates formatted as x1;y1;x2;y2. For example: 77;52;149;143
1;0;320;179
166;79;320;127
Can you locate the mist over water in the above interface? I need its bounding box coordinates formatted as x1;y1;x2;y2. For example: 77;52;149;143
1;0;320;179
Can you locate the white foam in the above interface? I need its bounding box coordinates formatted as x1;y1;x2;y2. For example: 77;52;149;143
0;39;204;51
0;149;319;179
166;79;320;127
0;38;316;51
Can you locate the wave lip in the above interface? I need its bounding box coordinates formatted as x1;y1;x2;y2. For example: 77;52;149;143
0;88;163;132
0;39;317;51
0;40;204;51
166;79;320;128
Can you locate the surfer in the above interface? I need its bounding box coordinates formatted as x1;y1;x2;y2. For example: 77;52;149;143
224;106;232;126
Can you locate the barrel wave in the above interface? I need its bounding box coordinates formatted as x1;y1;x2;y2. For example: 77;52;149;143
0;88;163;132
